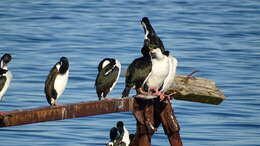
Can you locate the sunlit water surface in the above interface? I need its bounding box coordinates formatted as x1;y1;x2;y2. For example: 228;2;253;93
0;1;260;145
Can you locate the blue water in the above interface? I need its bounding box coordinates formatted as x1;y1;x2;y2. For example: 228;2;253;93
0;0;260;145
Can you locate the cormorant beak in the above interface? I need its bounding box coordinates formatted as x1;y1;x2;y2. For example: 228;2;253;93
141;17;156;41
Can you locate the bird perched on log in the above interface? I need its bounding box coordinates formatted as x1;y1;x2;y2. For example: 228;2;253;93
45;57;69;106
95;58;121;100
107;121;130;146
122;17;178;101
0;53;12;101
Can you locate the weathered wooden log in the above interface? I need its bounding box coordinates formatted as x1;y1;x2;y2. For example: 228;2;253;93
167;75;225;105
0;75;225;127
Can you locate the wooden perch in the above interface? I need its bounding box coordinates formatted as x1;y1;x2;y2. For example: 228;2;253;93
0;75;225;127
167;75;225;105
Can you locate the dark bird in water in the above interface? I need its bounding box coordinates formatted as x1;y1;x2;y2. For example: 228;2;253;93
122;17;178;101
95;58;121;100
0;53;12;101
116;121;130;146
45;57;69;106
107;121;130;146
107;127;119;146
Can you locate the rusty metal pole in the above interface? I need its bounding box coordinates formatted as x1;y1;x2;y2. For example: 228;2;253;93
130;97;182;146
0;98;133;127
159;99;183;146
130;98;156;146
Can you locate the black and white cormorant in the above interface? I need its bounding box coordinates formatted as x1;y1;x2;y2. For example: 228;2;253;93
107;127;119;146
44;57;69;106
95;58;121;100
106;121;131;146
0;53;12;101
116;121;130;146
122;17;178;101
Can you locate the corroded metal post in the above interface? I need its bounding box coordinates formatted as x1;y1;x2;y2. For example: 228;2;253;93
130;98;183;146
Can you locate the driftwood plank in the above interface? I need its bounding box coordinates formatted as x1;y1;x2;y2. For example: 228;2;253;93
166;75;225;105
0;75;225;127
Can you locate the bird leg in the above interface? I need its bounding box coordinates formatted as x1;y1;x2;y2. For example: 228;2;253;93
151;89;178;101
137;88;175;101
149;88;167;101
137;88;149;96
165;91;177;100
53;100;62;106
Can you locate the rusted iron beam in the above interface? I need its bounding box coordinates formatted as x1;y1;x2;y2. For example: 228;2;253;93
130;98;183;146
0;98;133;127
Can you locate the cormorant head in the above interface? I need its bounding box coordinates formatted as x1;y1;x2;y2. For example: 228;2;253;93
116;121;124;134
59;56;69;74
0;53;12;69
140;17;168;57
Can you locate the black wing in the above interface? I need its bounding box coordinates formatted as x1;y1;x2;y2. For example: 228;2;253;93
0;75;7;92
122;56;152;97
109;127;118;141
44;65;58;105
95;65;120;99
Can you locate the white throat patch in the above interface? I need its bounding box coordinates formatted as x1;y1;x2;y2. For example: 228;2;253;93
0;61;7;70
56;63;61;71
150;48;165;60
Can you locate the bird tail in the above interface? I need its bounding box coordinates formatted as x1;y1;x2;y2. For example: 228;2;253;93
98;94;102;101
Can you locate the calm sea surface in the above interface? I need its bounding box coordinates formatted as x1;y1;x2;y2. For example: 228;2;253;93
0;1;260;145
